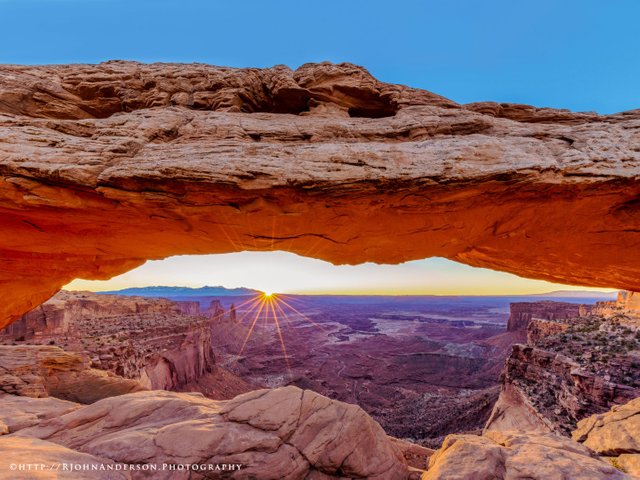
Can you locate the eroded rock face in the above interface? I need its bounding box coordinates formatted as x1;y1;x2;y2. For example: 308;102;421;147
13;386;409;479
1;61;640;327
507;301;588;332
0;345;145;403
593;291;640;328
0;291;253;398
486;299;640;439
0;290;199;341
495;344;639;435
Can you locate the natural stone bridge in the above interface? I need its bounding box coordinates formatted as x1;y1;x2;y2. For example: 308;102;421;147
1;61;639;327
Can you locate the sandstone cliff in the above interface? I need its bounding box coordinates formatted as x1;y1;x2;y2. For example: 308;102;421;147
0;345;144;403
487;299;640;436
507;301;588;332
573;396;640;477
1;62;640;327
0;291;252;398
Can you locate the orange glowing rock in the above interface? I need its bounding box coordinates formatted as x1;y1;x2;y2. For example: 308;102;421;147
0;61;639;328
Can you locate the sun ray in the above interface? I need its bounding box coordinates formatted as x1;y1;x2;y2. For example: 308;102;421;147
276;296;327;332
272;297;294;328
268;296;291;374
232;294;263;312
233;295;264;325
238;299;267;355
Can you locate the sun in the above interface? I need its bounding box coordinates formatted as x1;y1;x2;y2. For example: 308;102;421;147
233;291;327;379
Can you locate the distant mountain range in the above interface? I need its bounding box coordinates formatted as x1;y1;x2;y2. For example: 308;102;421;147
93;286;618;300
98;286;259;297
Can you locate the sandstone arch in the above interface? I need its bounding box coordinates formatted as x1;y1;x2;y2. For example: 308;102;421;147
1;61;639;328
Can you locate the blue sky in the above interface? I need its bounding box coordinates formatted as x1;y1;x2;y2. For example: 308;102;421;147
2;0;639;113
2;1;633;293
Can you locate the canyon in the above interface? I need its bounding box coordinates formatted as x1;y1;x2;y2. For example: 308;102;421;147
1;291;639;478
487;293;640;439
1;291;518;446
0;291;252;399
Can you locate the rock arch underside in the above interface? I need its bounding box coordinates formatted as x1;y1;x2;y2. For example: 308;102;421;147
0;61;639;328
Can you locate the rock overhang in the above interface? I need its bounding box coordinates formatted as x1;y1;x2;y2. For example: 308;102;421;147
0;61;639;328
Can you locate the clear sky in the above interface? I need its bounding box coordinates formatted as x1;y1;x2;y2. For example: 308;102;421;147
2;0;639;113
66;253;616;296
3;1;634;294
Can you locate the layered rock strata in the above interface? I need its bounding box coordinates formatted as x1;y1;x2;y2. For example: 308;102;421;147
487;299;640;436
0;345;144;403
0;291;235;394
507;301;588;332
1;62;640;327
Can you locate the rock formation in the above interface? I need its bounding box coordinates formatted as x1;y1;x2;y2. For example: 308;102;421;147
1;62;640;327
0;394;80;434
0;437;128;480
487;300;640;436
507;301;588;332
593;291;640;328
423;431;632;479
9;386;409;479
0;290;199;341
0;345;144;403
0;291;253;399
573;397;640;477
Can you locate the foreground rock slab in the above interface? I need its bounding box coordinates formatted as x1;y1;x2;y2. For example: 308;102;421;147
573;397;640;477
1;62;640;327
0;437;128;480
12;386;408;479
0;394;80;434
424;431;632;479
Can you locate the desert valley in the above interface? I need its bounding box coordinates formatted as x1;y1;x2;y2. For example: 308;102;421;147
1;287;639;478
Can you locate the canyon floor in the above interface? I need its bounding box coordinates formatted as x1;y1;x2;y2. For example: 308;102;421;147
207;293;599;446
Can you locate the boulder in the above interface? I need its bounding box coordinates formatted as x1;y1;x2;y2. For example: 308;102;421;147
424;431;632;479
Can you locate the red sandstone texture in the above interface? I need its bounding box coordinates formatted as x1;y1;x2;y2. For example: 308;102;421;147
1;62;640;327
0;345;144;403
